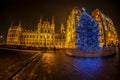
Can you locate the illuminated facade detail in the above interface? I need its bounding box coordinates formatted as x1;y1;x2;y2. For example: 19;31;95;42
7;7;118;49
7;17;66;48
66;7;81;48
92;9;118;46
66;7;118;48
7;21;23;45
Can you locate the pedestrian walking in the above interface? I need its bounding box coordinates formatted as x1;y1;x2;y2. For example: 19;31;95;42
54;46;56;52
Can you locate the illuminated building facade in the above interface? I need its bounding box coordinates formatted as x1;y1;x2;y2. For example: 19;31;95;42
66;8;118;48
92;9;118;46
7;17;66;48
7;7;118;48
66;7;81;48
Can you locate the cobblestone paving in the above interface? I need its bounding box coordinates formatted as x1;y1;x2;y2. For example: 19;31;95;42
14;49;120;80
0;49;120;80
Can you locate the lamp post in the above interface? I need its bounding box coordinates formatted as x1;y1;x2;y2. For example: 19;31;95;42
44;35;46;52
0;35;3;45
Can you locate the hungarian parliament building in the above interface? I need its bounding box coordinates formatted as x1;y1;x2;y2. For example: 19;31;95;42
6;7;118;48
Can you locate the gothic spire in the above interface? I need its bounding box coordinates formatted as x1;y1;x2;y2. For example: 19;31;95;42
10;20;14;27
52;16;54;24
39;16;42;24
18;20;21;27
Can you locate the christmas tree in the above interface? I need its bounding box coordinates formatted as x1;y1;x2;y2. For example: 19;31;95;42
76;8;100;51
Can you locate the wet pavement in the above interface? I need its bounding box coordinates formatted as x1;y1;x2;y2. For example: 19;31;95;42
28;50;120;80
0;48;120;80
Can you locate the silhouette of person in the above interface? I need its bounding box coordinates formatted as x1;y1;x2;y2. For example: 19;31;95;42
54;46;56;52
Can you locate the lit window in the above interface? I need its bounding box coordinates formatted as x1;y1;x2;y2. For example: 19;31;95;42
59;36;61;39
48;30;50;33
55;36;57;39
33;35;35;38
40;36;42;38
27;35;29;38
63;36;65;39
47;36;49;38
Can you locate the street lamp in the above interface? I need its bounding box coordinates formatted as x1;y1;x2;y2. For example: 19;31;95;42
0;35;3;38
0;35;4;46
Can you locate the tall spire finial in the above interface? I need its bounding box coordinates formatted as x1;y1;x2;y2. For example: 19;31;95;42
82;7;86;12
52;16;54;23
61;24;65;33
40;16;42;23
11;20;14;26
18;20;21;27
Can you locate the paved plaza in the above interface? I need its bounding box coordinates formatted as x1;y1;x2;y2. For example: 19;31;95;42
0;48;120;80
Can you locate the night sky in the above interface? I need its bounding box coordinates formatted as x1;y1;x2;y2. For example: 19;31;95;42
0;0;119;39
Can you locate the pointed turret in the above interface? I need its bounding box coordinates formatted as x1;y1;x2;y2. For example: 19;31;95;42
18;20;21;27
92;8;102;17
39;16;42;24
60;24;65;33
10;21;14;27
51;16;55;33
17;20;23;32
52;16;54;24
38;16;42;31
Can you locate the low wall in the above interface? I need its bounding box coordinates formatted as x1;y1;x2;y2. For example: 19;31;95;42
66;47;116;57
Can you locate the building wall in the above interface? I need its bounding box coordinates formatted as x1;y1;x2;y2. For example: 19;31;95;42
66;7;81;48
7;17;66;48
7;24;23;45
92;9;118;46
65;8;118;48
6;8;118;48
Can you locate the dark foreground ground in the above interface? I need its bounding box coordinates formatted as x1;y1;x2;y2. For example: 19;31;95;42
0;48;120;80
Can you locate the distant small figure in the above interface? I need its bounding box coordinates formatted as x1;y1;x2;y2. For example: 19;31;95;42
103;44;106;50
118;42;120;47
54;46;56;52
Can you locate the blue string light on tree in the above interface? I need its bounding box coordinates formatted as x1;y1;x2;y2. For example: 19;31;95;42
76;7;100;51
